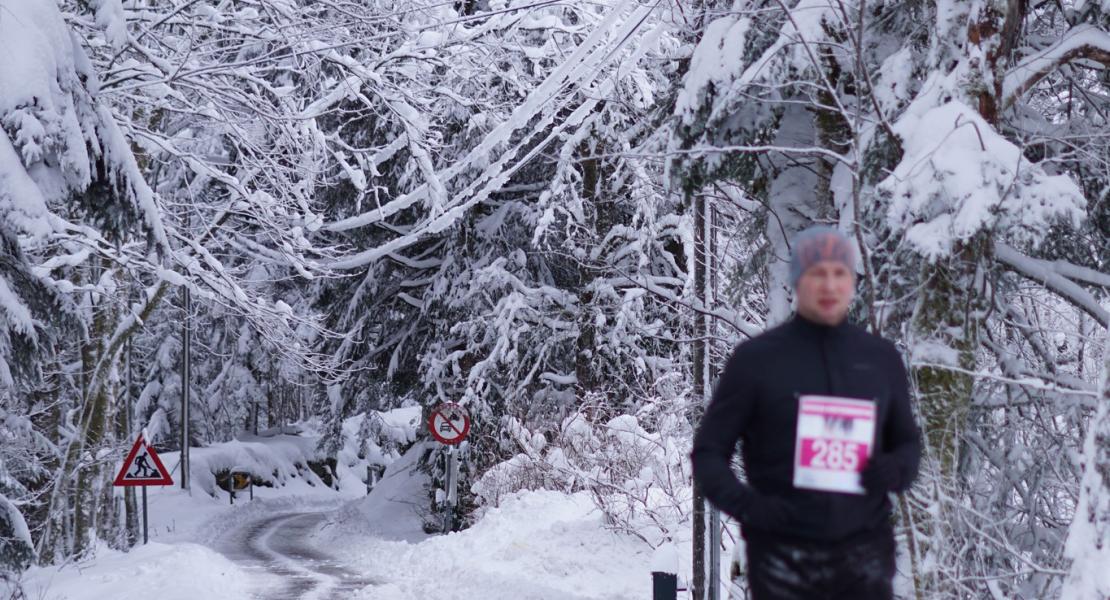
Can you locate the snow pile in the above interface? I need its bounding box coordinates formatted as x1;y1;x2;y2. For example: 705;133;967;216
160;432;333;497
17;541;255;600
331;489;655;599
152;406;421;499
331;440;433;542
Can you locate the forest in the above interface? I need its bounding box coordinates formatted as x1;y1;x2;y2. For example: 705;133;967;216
0;1;1108;598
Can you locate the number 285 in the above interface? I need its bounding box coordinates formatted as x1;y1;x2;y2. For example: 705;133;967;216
810;439;860;471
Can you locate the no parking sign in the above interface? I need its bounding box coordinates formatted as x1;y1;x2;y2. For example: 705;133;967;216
428;403;470;445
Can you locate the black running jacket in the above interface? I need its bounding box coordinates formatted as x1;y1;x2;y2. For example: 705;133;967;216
691;315;921;542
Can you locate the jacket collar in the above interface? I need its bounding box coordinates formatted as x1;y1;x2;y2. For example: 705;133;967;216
789;313;851;338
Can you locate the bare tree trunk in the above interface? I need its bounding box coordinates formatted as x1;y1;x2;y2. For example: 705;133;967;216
73;259;116;555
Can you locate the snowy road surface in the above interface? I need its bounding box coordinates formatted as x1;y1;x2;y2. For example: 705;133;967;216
217;509;378;599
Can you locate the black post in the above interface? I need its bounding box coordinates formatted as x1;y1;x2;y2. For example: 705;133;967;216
653;572;678;600
142;486;148;544
230;489;235;505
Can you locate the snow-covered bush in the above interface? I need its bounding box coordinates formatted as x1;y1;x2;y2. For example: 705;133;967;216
474;376;692;545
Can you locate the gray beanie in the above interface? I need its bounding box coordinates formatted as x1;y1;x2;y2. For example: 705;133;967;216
789;226;855;287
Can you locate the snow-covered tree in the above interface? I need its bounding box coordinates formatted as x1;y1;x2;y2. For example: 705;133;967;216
1063;343;1110;599
674;0;1108;597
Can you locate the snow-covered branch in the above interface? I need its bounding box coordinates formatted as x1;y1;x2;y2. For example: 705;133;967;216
1002;24;1110;109
994;242;1110;328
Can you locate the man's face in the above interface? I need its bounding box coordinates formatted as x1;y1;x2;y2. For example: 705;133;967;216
795;261;855;326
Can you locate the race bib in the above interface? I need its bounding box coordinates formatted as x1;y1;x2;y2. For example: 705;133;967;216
793;395;875;495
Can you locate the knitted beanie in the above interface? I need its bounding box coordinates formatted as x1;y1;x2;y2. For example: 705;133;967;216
789;226;855;288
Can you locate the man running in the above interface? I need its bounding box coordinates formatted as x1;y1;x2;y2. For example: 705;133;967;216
691;226;921;600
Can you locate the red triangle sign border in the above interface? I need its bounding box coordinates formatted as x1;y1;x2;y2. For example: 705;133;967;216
113;434;174;487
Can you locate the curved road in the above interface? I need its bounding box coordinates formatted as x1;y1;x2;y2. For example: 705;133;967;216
217;510;378;599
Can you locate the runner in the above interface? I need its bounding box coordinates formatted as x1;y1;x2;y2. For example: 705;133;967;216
691;226;921;600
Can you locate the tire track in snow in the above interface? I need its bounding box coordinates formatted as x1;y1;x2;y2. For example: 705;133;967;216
218;510;377;599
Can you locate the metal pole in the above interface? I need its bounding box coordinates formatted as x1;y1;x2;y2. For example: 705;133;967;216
181;283;191;491
700;191;722;600
142;486;148;544
706;177;722;600
447;448;459;506
691;188;708;599
125;285;137;545
708;508;721;600
442;446;455;533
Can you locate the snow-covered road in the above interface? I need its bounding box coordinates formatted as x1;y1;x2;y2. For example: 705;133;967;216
216;509;378;599
16;442;659;600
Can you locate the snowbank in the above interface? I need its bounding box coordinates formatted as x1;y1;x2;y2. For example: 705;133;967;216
327;487;655;599
160;433;329;497
17;541;255;600
325;440;433;543
150;406;422;499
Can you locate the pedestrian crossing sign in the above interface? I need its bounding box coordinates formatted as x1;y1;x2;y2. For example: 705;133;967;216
113;434;174;486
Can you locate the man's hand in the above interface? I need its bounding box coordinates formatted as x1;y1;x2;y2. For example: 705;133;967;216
861;453;902;494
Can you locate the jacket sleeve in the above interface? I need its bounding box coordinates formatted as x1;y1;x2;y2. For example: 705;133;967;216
883;343;921;492
690;346;757;520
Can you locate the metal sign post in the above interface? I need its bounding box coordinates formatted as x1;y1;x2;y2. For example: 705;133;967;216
708;508;721;600
428;403;470;534
142;487;148;544
442;445;458;533
181;283;191;492
113;433;174;544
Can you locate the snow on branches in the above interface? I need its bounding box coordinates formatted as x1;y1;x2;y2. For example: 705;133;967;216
1063;349;1110;599
881;97;1085;260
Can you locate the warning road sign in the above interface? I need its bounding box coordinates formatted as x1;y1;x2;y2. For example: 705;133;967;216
113;434;174;487
428;403;470;445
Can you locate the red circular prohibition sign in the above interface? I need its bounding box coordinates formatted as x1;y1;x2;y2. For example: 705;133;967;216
428;403;470;445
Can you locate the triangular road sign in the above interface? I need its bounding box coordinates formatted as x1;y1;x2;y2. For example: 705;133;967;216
113;434;174;486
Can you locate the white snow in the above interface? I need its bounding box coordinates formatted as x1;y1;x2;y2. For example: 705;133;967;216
329;440;433;542
675;15;750;124
0;0;168;249
0;494;31;553
881;97;1085;259
1002;25;1110;106
10;436;669;600
1061;351;1110;599
326;488;656;599
21;541;256;600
